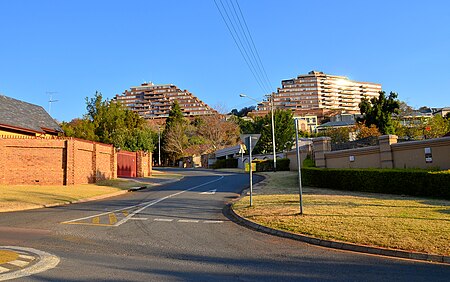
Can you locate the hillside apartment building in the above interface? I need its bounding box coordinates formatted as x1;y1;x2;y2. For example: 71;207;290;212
253;71;382;120
115;82;216;121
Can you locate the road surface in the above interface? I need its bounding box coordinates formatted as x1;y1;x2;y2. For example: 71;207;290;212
0;168;449;281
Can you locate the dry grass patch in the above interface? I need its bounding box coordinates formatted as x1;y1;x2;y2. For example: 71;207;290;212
0;179;150;212
234;171;450;256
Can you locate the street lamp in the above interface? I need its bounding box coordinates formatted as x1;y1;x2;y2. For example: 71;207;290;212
239;93;277;172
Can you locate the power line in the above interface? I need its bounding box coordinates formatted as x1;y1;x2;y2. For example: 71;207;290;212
214;0;273;95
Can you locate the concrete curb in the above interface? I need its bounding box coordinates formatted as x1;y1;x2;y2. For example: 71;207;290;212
227;204;450;265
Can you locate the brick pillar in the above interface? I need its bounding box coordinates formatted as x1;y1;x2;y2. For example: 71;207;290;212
64;139;75;185
378;135;398;169
148;152;152;177
111;147;117;179
0;139;4;184
92;143;98;183
313;137;331;168
136;151;144;177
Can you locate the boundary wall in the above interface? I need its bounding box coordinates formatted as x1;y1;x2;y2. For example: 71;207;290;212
0;136;152;185
313;135;450;170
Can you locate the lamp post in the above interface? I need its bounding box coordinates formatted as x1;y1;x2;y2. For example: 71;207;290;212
239;93;276;172
158;126;161;166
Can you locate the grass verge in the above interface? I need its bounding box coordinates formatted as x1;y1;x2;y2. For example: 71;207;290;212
0;179;152;213
233;171;450;256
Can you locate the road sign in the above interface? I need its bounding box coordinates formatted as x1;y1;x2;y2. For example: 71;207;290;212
238;144;246;154
245;162;256;172
240;134;261;153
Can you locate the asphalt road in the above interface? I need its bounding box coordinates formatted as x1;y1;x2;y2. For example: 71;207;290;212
0;168;449;281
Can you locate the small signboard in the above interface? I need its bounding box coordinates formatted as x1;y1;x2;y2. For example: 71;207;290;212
425;147;432;163
245;162;256;172
240;134;261;153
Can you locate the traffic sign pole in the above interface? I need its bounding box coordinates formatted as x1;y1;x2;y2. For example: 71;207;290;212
249;136;253;207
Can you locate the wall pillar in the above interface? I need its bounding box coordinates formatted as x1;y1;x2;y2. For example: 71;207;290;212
378;135;398;168
313;137;331;168
64;139;75;185
0;139;4;184
111;147;117;179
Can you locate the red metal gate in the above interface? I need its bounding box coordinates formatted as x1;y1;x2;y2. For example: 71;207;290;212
117;150;137;178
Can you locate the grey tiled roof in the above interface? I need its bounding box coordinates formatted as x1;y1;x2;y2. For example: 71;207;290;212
0;95;63;134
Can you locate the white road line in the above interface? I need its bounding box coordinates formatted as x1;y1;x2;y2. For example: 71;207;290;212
129;217;148;221
62;176;224;226
7;260;29;267
204;220;224;223
200;189;217;195
18;255;35;261
178;220;199;223
154;218;174;222
0;266;9;274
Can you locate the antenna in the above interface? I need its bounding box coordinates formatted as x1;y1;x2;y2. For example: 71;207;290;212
46;91;59;115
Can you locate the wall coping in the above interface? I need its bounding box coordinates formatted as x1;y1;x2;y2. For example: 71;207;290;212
325;146;380;158
392;136;450;151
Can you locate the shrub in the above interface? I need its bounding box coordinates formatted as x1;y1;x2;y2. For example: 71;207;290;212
255;158;290;172
301;167;450;199
212;158;238;169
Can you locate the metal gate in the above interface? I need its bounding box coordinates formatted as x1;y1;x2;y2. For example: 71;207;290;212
117;150;137;178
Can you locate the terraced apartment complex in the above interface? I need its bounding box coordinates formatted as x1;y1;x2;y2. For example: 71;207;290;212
255;71;382;118
115;82;216;120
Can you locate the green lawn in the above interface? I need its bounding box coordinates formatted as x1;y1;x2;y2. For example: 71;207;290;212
233;171;450;256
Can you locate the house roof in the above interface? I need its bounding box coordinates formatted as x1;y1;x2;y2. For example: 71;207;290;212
317;120;355;128
0;94;63;134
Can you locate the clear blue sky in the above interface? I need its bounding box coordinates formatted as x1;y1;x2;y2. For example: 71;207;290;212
1;0;449;122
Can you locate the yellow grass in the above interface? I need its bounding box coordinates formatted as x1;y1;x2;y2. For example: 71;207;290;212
0;179;146;212
0;250;19;264
234;171;450;256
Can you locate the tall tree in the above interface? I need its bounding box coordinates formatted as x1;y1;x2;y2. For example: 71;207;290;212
359;91;400;135
63;92;155;152
162;101;188;163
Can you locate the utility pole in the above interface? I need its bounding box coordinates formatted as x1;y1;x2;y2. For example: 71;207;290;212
269;92;276;172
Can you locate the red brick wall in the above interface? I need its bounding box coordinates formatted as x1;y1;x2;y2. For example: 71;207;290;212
0;137;116;185
136;151;152;177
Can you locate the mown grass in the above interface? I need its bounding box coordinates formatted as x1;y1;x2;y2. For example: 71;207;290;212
234;171;450;256
0;178;155;213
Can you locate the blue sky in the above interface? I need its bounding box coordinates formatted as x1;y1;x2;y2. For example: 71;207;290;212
1;0;449;122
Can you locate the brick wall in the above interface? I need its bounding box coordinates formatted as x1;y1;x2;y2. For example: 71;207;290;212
0;137;116;185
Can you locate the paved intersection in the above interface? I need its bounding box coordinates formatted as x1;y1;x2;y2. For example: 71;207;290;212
0;168;449;281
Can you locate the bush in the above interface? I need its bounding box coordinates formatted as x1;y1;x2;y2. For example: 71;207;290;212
301;167;450;199
212;158;238;169
255;158;290;172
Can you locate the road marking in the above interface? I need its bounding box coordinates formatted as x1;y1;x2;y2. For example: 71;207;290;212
200;189;217;195
92;217;100;224
109;213;117;225
178;220;199;223
0;266;9;274
0;246;59;281
61;176;224;227
129;217;148;221
204;220;224;223
122;210;129;216
154;218;173;222
18;255;34;260
7;260;29;267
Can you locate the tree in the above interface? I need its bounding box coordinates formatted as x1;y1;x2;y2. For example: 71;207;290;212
359;91;400;135
63;92;155;152
195;114;240;153
229;106;256;117
424;115;450;139
239;109;295;154
162;101;188;163
355;123;381;139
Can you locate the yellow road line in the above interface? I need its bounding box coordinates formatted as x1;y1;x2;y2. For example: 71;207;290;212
92;217;100;224
109;213;117;225
60;222;114;227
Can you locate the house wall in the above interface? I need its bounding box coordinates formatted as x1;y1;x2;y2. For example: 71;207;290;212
0;137;117;185
313;135;450;170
